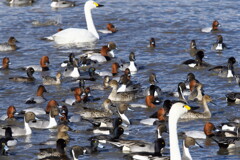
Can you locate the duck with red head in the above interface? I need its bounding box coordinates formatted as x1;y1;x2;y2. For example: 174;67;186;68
98;23;118;34
25;85;47;104
23;56;50;72
0;106;17;121
201;20;220;33
0;57;10;70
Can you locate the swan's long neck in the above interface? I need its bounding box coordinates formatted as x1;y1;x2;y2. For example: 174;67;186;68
85;6;99;39
24;118;32;135
169;107;181;160
182;141;192;160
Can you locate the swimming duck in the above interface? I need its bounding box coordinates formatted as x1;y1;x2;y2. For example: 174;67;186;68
37;139;68;159
148;37;156;48
51;0;75;8
225;92;240;103
117;74;141;93
9;67;35;82
181;95;212;119
63;60;80;78
88;126;124;143
46;0;104;44
144;73;161;98
0;37;18;52
184;72;199;90
182;137;203;160
70;139;103;159
91;76;110;90
42;72;62;85
208;57;236;78
57;124;72;141
61;53;76;67
181;122;212;139
24;56;50;71
0;139;8;156
0;106;17;121
0;57;10;70
182;51;209;68
188;83;204;101
212;35;227;52
211;136;240;149
0;112;37;136
25;85;47;104
0;127;18;147
64;87;83;105
98;23;118;34
29;106;59;129
76;99;115;118
119;52;138;73
168;101;191;160
140;107;168;125
9;0;33;6
95;62;120;77
201;20;220;32
108;80;137;102
59;106;81;123
189;40;202;57
170;82;188;103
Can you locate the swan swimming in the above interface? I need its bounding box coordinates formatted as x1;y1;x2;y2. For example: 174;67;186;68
46;0;104;44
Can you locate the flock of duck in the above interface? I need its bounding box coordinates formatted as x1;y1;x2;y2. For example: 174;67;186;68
0;0;240;160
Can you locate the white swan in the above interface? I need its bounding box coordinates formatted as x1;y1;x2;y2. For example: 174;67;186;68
169;102;191;160
47;1;104;44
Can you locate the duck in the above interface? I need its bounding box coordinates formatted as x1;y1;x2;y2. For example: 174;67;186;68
147;37;156;48
201;20;220;32
184;72;199;90
62;60;80;78
140;107;167;125
182;50;209;68
189;40;202;57
91;76;110;90
180;95;212;119
170;82;188;103
117;73;141;93
119;52;138;73
9;0;33;6
211;136;240;149
0;127;18;147
86;44;116;63
117;103;131;126
98;23;118;34
144;73;161;98
145;85;160;108
42;72;62;85
225;92;240;103
181;122;216;139
50;0;75;8
23;56;50;72
0;112;37;136
208;57;236;78
0;139;9;156
21;99;59;116
9;67;35;82
0;37;18;52
29;106;59;129
182;137;203;160
0;106;17;121
70;139;103;159
82;42;117;57
37;139;69;159
25;85;47;104
64;87;83;105
57;124;72;141
46;0;104;44
188;83;204;101
88;126;124;143
95;62;120;77
108;80;137;102
212;35;227;52
76;99;115;118
59;106;81;123
0;57;10;70
168;101;191;160
61;53;76;67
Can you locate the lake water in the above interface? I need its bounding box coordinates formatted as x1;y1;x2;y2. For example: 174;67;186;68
0;0;240;159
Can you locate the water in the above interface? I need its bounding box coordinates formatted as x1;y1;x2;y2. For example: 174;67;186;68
0;0;240;159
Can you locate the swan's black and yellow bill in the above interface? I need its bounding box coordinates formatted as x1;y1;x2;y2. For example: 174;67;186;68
94;2;104;7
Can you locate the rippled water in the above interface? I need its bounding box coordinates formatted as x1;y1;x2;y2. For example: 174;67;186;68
0;0;240;159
